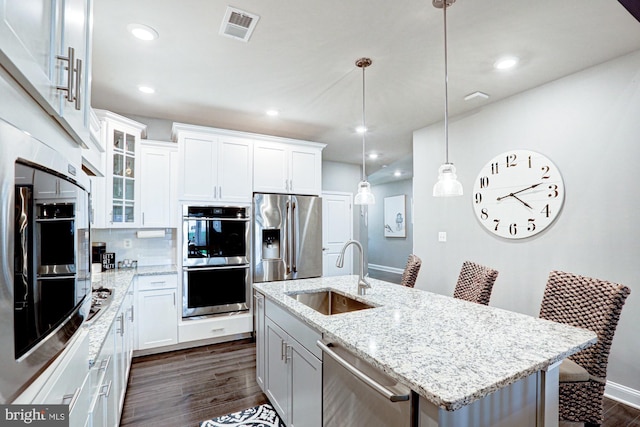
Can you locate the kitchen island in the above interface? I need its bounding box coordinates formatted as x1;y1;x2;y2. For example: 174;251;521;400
254;275;597;427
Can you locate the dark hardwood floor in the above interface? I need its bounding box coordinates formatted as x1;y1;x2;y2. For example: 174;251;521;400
120;338;267;427
121;336;640;427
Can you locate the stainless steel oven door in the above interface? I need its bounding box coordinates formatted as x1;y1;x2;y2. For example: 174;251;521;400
182;216;250;267
182;265;251;318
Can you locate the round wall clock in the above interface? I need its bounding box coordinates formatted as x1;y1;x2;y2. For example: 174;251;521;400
472;149;565;239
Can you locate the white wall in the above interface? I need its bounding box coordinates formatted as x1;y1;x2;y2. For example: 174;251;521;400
413;50;640;402
368;179;413;270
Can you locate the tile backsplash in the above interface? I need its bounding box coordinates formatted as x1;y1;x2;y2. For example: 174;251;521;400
92;228;177;266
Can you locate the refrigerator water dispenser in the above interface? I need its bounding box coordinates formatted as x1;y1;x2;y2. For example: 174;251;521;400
262;229;281;260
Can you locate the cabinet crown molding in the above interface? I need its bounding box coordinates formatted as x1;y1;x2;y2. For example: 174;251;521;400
171;122;326;150
94;109;148;138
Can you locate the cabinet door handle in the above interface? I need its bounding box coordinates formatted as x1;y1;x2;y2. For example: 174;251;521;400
285;344;292;363
74;58;82;110
98;380;112;398
117;313;125;336
62;387;81;411
142;212;145;225
281;340;287;361
56;47;75;103
99;355;112;372
129;305;134;322
219;186;222;199
173;292;176;307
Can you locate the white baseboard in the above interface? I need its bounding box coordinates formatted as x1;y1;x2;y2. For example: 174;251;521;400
605;380;640;410
368;263;404;275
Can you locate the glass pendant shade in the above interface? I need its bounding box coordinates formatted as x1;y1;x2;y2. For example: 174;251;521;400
432;163;463;197
354;180;375;205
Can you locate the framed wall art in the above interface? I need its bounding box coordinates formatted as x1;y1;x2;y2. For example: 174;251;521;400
384;195;406;238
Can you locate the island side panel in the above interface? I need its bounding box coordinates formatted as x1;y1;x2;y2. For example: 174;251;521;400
418;371;541;427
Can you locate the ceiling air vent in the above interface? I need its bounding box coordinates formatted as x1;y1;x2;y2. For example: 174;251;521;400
219;7;260;42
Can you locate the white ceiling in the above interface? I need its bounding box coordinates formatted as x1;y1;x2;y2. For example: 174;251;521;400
91;0;640;180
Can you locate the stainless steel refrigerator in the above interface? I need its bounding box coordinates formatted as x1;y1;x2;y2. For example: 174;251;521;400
253;193;322;282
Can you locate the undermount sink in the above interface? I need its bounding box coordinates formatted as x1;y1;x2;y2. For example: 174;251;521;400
287;290;374;315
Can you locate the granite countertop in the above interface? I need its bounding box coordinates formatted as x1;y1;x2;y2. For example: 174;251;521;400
253;275;597;411
87;265;178;366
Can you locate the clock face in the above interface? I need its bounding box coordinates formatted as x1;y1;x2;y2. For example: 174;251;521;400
472;150;565;239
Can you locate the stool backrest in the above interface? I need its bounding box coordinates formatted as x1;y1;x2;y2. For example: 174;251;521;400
539;270;630;379
453;261;499;305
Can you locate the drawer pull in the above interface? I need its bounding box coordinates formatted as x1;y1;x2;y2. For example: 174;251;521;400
62;387;81;411
211;328;225;334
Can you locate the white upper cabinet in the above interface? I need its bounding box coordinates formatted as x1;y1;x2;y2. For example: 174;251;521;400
140;140;178;228
254;141;324;195
94;110;147;228
172;123;253;204
0;0;92;146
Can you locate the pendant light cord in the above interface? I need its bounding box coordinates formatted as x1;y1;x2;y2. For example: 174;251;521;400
361;63;367;181
443;1;450;165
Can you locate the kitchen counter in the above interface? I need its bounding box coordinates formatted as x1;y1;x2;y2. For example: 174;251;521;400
253;275;597;412
87;265;178;365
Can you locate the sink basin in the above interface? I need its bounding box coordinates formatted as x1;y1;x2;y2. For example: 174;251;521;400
287;290;374;315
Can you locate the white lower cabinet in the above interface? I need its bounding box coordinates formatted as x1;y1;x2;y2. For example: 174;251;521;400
88;327;116;427
28;329;92;427
135;274;178;350
89;290;134;427
259;294;322;427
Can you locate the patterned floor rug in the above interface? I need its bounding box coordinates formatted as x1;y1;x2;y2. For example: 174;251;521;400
199;403;285;427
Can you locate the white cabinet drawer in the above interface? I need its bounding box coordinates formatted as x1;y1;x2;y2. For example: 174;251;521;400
33;329;91;426
266;299;322;360
137;274;177;291
178;313;252;343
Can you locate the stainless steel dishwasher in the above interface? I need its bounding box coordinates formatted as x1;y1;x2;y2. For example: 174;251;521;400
318;340;417;427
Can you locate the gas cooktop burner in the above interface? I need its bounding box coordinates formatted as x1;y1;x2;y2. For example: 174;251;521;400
87;287;114;322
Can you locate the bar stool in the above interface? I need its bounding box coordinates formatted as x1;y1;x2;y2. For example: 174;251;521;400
453;261;498;305
539;270;630;426
400;254;422;288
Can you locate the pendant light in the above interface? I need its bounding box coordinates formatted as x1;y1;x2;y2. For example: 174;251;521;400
354;57;375;205
432;0;463;197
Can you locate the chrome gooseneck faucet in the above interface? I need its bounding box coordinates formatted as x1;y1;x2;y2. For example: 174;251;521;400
336;240;371;296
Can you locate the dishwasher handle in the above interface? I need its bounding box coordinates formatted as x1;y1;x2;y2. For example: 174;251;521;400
317;340;410;402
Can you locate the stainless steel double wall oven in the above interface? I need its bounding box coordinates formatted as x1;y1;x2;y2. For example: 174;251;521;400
0;119;90;402
182;205;251;318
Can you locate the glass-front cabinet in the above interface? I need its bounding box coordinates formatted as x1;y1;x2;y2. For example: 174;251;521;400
112;130;136;223
95;110;147;228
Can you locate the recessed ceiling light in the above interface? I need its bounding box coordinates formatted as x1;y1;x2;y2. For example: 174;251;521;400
494;56;519;70
368;153;378;159
128;24;159;41
356;125;367;134
394;171;402;177
137;85;155;94
266;109;279;117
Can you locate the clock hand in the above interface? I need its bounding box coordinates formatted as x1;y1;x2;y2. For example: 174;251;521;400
511;194;532;209
496;183;543;201
511;182;543;196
